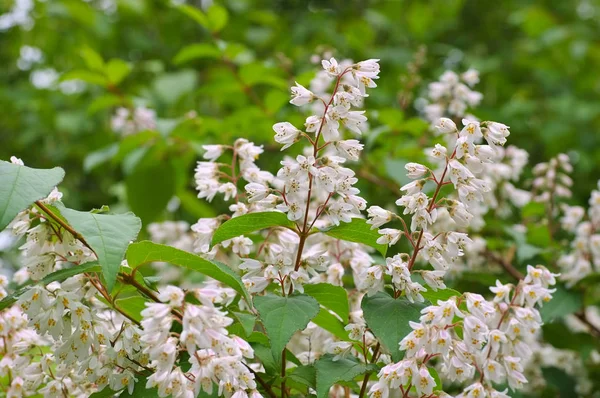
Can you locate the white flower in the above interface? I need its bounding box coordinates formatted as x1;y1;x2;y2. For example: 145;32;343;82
414;366;435;396
460;118;482;142
158;286;185;307
376;228;402;246
335;139;363;161
273;122;301;150
322;57;341;76
435;117;458;133
218;182;237;201
422;270;447;291
485;122;510;147
290;82;314;106
245;183;270;203
202;145;224;161
405;162;429;179
367;206;393;229
462;69;480;86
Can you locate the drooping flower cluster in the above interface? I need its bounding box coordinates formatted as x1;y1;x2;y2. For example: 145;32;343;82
370;265;558;398
532;153;573;204
111;106;157;136
419;69;482;126
189;57;380;297
557;179;600;285
364;117;510;300
139;285;259;398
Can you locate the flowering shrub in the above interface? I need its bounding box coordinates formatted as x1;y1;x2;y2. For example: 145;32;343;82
2;19;600;398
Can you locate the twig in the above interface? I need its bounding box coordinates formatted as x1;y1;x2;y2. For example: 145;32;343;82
358;343;380;398
482;249;523;280
35;201;97;257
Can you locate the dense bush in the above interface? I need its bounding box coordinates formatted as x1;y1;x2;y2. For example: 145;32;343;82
1;1;600;397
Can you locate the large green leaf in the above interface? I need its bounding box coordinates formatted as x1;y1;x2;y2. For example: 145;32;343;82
0;261;100;310
173;43;221;65
59;205;142;292
321;218;387;256
211;212;296;246
314;354;377;398
312;308;350;341
421;288;462;305
0;161;65;230
540;285;583;322
254;293;319;367
303;283;349;320
288;365;317;390
125;155;175;224
231;311;256;337
126;241;251;303
176;4;208;27
361;292;426;361
115;296;148;323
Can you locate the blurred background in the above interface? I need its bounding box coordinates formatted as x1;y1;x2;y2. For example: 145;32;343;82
1;0;600;226
2;2;600;395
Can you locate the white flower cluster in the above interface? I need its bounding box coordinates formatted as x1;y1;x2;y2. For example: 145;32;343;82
532;153;573;203
190;58;380;295
16;45;43;70
111;106;157;137
139;285;259;398
364;117;510;299
370;265;558;398
558;179;600;285
0;0;34;31
419;70;482;126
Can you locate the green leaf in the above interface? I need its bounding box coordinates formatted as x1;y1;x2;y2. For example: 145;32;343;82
87;94;123;114
303;283;349;320
80;47;104;71
421;288;462;305
113;131;161;164
521;201;546;218
362;292;426;361
231;311;256;337
254;293;319;367
106;59;132;85
89;386;120;397
121;376;160;397
211;212;296;246
126;241;251;303
125;157;175;224
0;161;65;230
0;261;100;310
321;218;387;256
58;205;142;292
60;69;108;86
177;189;217;218
115;295;147;323
312;308;349;341
252;344;278;374
206;4;228;32
288;365;316;389
84;144;119;172
176;4;208;27
173;43;221;65
540;284;583;322
314;354;376;398
152;70;198;105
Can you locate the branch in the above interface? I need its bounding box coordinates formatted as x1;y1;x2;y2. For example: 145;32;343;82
35;201;97;257
358;342;380;398
575;311;600;338
483;249;523;281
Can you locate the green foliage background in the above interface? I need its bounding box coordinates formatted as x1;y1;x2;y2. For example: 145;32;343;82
3;0;600;215
2;1;600;396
